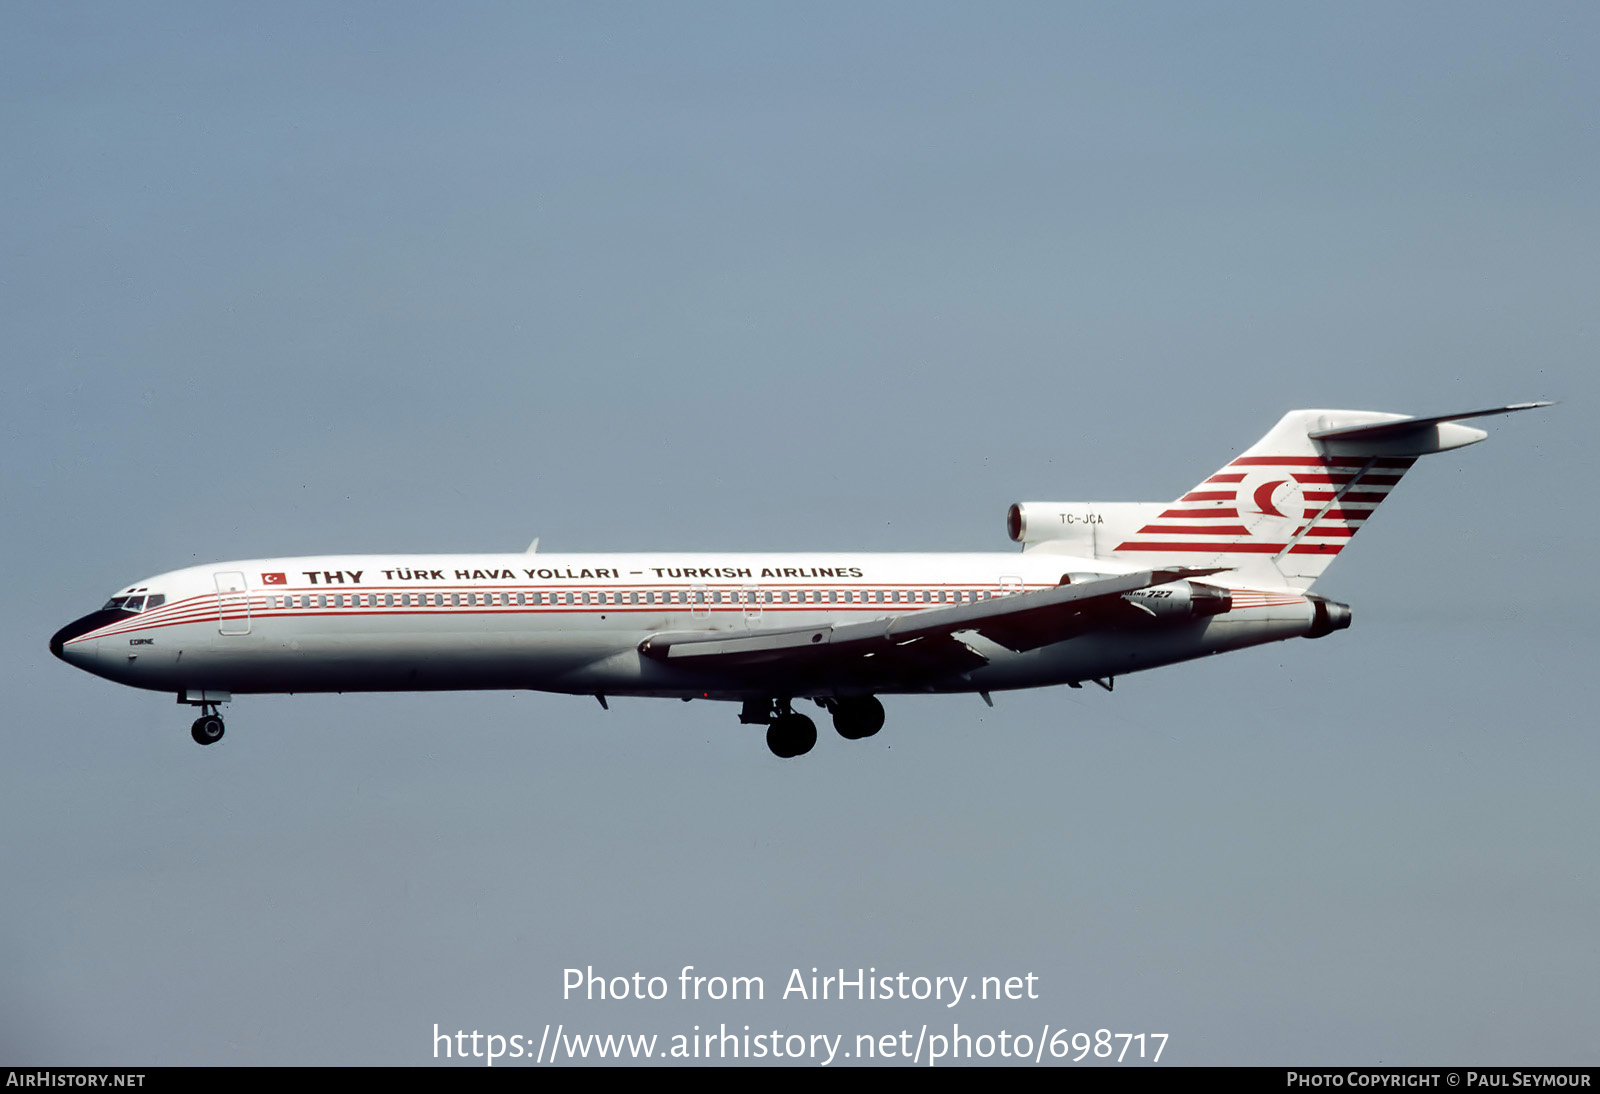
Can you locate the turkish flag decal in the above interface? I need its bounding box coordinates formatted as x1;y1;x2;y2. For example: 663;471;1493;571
262;573;287;585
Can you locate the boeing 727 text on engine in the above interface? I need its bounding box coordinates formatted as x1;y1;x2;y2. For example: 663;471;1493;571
51;404;1547;757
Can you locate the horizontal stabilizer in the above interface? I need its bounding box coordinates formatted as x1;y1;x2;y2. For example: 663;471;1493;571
1307;402;1553;442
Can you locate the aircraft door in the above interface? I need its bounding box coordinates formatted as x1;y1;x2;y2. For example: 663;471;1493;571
742;584;763;628
215;572;252;635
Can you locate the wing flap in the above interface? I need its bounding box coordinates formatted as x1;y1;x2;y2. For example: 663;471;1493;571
638;567;1227;674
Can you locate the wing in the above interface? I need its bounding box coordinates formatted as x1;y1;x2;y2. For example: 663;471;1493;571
637;567;1229;689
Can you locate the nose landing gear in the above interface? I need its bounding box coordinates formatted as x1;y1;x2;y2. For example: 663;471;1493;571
185;698;226;746
190;712;225;745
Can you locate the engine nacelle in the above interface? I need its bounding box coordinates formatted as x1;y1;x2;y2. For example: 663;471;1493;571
1120;581;1233;620
1007;501;1169;556
1305;595;1352;638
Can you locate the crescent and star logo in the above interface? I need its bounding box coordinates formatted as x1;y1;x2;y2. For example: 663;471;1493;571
1243;476;1302;522
1251;479;1289;517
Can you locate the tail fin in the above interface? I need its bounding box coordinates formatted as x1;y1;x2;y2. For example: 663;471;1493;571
1105;403;1551;590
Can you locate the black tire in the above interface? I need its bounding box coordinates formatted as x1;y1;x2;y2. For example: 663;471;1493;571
191;715;224;746
766;714;817;758
832;696;885;740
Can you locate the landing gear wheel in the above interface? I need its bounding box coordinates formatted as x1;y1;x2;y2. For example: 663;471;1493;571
831;696;885;740
191;715;224;746
766;714;817;759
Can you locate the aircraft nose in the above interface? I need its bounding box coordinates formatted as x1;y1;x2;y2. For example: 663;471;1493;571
50;609;126;661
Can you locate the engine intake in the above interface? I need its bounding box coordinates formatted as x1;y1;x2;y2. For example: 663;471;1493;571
1120;581;1233;620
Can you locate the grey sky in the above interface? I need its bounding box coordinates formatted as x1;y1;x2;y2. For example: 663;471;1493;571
4;3;1596;1065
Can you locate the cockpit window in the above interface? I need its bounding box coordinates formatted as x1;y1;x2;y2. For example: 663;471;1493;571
100;593;163;613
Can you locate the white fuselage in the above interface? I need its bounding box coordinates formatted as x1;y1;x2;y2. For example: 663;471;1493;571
55;551;1317;702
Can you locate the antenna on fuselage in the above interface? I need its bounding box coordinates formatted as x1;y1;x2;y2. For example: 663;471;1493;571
525;537;539;554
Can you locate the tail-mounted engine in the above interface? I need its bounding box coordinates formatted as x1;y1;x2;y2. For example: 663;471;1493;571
1305;594;1353;638
1007;501;1170;557
1118;580;1233;621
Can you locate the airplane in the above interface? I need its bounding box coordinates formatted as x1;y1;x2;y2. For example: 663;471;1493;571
51;403;1548;758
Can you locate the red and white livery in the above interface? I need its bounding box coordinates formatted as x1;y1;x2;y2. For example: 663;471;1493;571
52;403;1548;757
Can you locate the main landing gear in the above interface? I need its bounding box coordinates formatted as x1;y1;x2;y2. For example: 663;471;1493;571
824;695;885;741
189;704;225;746
741;696;886;758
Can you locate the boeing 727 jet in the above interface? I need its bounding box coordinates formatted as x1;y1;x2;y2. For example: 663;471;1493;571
51;404;1547;757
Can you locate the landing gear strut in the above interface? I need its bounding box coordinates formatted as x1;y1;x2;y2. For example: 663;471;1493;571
188;702;225;746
